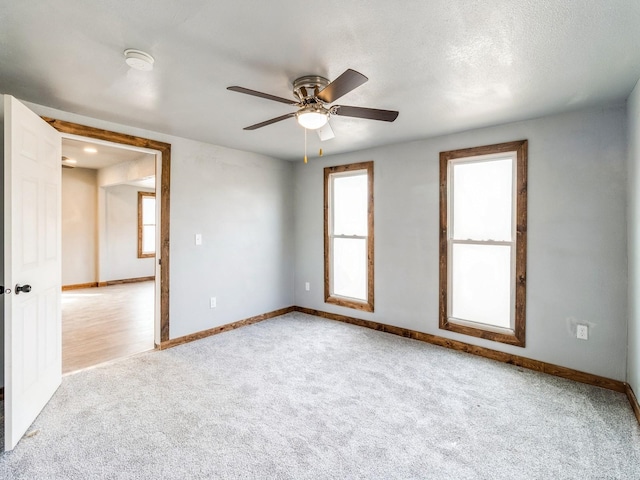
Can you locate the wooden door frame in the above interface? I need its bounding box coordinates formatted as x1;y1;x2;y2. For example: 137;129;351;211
42;117;171;343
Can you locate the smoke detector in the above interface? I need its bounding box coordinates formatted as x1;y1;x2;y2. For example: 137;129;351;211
124;49;154;71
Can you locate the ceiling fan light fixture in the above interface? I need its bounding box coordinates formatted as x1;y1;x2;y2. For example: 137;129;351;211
297;107;329;130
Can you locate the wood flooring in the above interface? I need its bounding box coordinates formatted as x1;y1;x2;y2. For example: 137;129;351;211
62;281;155;374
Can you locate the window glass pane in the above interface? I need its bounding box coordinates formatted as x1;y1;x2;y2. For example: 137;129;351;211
332;237;366;300
451;243;511;328
142;196;155;225
333;173;367;236
142;225;155;254
452;158;512;241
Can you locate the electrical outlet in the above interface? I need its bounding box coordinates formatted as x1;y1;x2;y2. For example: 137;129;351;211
210;297;216;308
576;324;589;340
305;282;310;291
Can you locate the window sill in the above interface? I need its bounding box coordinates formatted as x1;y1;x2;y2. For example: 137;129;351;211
440;317;525;347
326;295;374;313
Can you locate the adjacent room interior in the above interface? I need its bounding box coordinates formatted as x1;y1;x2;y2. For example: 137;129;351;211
60;137;157;373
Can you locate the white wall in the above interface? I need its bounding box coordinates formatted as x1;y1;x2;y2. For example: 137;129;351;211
294;105;628;381
62;165;159;286
25;101;295;340
627;80;640;394
101;184;155;282
98;156;155;187
62;167;97;285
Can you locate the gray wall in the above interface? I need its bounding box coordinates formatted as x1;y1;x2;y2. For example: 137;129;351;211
167;137;294;338
102;184;155;282
1;98;631;387
628;80;640;394
294;105;628;381
62;167;97;286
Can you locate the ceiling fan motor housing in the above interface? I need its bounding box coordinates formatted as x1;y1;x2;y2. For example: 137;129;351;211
293;75;332;129
293;75;330;102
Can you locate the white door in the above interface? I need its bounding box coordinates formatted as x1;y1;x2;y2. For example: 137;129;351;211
4;95;62;451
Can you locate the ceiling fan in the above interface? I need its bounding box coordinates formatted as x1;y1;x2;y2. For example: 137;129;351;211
227;69;399;141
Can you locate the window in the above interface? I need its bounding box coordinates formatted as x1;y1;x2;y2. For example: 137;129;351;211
324;161;374;312
440;140;527;346
138;191;156;258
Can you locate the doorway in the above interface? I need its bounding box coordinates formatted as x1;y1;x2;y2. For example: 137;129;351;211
60;136;158;372
45;117;172;348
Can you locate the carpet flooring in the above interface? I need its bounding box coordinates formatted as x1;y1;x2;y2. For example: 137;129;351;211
1;312;639;479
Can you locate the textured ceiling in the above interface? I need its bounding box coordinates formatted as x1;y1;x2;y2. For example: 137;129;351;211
1;1;639;160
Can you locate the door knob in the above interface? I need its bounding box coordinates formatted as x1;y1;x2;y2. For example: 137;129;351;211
15;284;32;295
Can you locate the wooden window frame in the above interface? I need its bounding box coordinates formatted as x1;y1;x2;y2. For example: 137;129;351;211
439;140;528;347
324;161;374;312
138;191;156;258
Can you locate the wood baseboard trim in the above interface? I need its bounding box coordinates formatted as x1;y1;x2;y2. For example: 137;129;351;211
62;282;99;291
159;306;295;350
97;276;155;287
626;383;640;424
294;306;626;394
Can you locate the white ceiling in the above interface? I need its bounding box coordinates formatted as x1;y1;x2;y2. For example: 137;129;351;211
61;138;156;189
61;137;151;170
2;1;639;161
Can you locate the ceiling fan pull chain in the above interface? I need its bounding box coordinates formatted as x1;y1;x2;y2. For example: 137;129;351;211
304;128;308;164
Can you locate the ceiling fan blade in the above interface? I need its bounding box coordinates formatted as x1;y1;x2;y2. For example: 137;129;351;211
244;113;296;130
227;86;298;105
316;69;368;103
316;122;335;141
333;105;399;122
